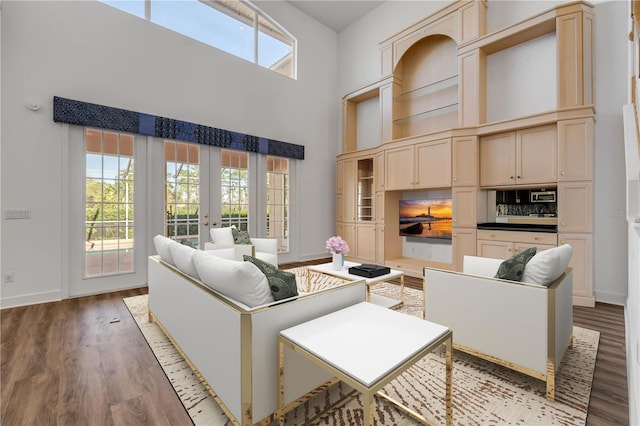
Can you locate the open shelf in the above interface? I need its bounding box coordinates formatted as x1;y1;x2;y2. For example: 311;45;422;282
393;103;459;125
395;75;459;102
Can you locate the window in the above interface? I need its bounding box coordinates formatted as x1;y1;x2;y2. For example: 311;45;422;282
267;156;289;253
85;129;135;277
221;150;249;231
100;0;296;78
165;141;200;247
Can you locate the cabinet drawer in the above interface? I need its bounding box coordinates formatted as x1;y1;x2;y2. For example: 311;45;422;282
476;229;557;245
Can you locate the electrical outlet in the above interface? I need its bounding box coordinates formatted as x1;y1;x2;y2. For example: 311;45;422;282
3;272;15;283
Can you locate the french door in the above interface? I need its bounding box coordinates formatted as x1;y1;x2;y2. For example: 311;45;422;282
66;126;148;297
162;141;254;248
66;131;284;298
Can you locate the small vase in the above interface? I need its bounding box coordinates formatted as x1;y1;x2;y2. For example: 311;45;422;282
332;253;344;270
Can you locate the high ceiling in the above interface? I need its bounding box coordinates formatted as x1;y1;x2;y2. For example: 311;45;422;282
286;1;384;32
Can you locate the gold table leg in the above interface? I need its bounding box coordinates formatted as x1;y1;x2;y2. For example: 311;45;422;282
278;338;285;426
445;335;453;426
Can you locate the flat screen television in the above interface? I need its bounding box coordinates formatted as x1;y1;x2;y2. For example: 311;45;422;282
399;198;453;240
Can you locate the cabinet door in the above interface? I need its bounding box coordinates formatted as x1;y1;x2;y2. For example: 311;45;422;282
375;191;385;224
415;138;452;188
336;194;344;222
479;132;516;186
476;239;513;260
342;223;356;259
558;118;593;181
335;222;344;241
514;242;557;254
516;125;557;185
559;233;594;306
453;228;476;271
375;151;385;192
453;136;478;186
453;187;477;228
343;159;357;222
336;160;343;194
356;224;376;262
375;225;385;264
558;182;593;233
385;146;415;190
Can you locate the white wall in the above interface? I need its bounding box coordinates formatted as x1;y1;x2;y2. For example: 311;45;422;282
0;0;339;307
593;0;629;305
337;0;629;305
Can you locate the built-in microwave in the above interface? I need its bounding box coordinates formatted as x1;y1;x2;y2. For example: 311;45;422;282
530;190;556;203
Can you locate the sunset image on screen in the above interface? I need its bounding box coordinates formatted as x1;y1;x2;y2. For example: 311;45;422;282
399;198;453;239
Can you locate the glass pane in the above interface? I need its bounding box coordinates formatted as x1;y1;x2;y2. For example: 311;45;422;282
86;154;102;178
258;20;293;71
151;0;254;62
99;0;145;18
119;248;134;273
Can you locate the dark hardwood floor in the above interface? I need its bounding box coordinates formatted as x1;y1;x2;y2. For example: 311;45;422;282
1;261;629;425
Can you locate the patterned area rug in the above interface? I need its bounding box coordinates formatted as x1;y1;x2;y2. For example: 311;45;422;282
123;266;599;425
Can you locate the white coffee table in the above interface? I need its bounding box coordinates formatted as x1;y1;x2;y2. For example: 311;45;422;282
306;261;405;309
278;302;453;425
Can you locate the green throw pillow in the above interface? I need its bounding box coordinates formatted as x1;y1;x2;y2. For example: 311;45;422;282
231;227;252;245
243;255;299;301
494;247;537;281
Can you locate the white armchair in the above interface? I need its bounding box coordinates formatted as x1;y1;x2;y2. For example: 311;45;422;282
204;227;278;266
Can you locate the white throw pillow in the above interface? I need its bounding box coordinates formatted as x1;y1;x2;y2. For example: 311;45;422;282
169;243;200;279
153;235;178;266
192;251;274;307
209;227;235;245
522;244;573;286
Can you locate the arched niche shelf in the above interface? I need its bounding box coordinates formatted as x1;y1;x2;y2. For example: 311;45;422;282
392;35;459;139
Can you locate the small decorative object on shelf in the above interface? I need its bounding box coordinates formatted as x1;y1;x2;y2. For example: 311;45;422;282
326;236;349;270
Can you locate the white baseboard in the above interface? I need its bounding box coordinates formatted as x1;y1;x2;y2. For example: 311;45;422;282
1;289;62;309
595;290;627;306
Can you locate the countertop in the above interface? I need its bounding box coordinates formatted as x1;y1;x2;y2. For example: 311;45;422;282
477;222;558;233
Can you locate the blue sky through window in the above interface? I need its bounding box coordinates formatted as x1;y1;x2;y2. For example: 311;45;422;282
101;0;292;71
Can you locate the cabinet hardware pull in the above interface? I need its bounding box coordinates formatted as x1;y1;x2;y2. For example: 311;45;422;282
561;240;565;244
517;175;521;179
453;178;457;182
561;222;566;226
561;171;566;175
534;237;539;240
202;222;209;226
510;176;514;179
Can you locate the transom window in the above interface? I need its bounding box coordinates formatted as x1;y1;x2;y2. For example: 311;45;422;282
100;0;296;78
267;156;289;253
85;129;135;277
221;150;249;231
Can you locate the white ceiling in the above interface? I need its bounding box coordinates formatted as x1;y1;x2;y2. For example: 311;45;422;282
286;1;384;32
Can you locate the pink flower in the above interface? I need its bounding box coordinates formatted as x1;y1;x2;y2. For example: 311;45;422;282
325;236;349;254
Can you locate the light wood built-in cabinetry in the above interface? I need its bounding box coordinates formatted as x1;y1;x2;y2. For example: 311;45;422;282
476;230;558;259
337;1;595;304
384;138;451;190
479;125;557;187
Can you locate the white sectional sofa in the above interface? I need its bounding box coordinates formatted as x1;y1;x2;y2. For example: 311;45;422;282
424;249;574;401
149;236;367;425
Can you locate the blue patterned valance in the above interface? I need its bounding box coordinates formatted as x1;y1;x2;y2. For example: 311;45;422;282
53;96;304;160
